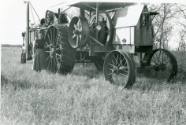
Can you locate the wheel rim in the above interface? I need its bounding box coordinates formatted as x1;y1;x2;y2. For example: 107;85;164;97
149;49;175;80
104;51;131;86
68;17;89;48
44;26;62;73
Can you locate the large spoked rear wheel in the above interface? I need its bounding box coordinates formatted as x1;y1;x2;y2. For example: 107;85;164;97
44;26;75;74
103;51;136;88
57;26;76;74
146;49;177;82
44;26;59;73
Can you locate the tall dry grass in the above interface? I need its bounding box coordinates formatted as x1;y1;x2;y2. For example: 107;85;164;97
1;47;186;125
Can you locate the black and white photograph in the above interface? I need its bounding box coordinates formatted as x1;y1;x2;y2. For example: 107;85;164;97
1;0;186;124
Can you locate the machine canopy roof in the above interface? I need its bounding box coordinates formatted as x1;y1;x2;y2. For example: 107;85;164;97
62;0;134;11
65;1;144;27
70;2;134;11
114;4;144;27
49;1;145;27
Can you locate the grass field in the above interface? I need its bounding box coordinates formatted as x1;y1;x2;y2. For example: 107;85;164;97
1;46;186;125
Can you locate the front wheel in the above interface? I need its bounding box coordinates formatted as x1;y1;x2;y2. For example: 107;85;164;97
145;49;178;82
103;51;136;88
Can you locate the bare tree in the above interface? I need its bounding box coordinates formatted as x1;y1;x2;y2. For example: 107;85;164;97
176;5;186;51
178;31;186;51
149;4;177;49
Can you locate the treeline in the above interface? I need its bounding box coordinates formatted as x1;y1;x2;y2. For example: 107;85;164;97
1;44;22;47
149;3;186;51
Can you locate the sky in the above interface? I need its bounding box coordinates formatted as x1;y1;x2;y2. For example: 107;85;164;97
0;0;66;45
0;0;186;49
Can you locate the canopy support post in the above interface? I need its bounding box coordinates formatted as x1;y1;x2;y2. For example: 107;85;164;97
96;3;99;24
26;1;30;60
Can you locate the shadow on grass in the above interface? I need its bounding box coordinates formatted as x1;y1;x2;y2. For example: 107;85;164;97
71;64;186;92
72;64;103;79
1;74;56;90
2;62;185;92
132;72;186;92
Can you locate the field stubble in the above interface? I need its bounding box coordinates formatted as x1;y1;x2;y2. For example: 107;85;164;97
1;47;186;125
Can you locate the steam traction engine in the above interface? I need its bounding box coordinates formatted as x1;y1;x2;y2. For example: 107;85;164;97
23;1;177;88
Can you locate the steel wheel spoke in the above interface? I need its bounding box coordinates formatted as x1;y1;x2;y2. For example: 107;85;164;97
109;63;117;69
72;34;76;39
104;51;132;86
76;35;79;46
